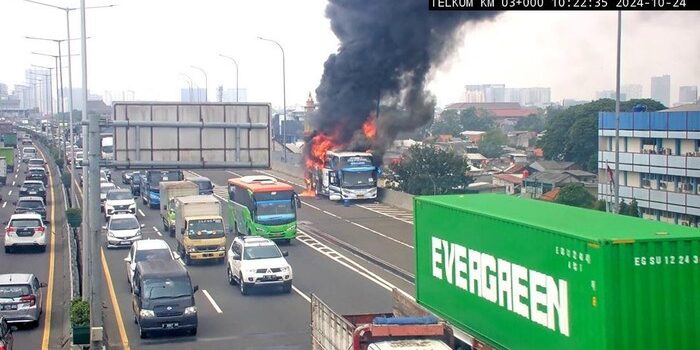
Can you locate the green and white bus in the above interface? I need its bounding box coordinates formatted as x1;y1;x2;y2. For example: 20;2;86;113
227;175;301;243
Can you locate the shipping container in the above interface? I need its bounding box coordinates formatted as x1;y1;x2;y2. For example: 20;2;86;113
415;194;700;350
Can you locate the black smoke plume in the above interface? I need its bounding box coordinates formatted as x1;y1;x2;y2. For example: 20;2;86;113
307;0;499;164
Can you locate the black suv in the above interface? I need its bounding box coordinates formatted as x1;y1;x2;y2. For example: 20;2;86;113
130;171;142;196
19;181;46;202
14;197;48;222
25;167;47;185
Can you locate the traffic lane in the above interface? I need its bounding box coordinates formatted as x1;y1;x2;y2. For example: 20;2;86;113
189;168;417;290
197;168;416;272
117;170;397;345
0;160;50;349
227;168;416;246
104;170;311;349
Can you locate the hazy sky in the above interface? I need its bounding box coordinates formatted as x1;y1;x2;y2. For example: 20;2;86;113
1;1;698;108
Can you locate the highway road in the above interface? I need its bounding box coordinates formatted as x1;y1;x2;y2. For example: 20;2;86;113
71;165;418;349
0;143;69;350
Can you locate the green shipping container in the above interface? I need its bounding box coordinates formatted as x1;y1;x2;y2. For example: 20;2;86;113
415;194;700;350
1;133;17;148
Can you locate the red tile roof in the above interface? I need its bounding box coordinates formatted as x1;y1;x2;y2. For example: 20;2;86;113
539;187;561;202
493;174;523;184
490;108;539;118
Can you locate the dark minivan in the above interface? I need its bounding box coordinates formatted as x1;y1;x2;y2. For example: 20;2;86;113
132;260;198;338
188;176;214;195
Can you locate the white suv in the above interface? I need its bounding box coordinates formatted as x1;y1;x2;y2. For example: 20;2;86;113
4;213;47;253
226;236;292;295
104;189;136;219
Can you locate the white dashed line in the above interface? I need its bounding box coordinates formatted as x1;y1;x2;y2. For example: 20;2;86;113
7;191;11;196
226;170;244;177
152;226;162;237
1;202;6;208
11;181;15;186
322;210;340;219
14;174;17;179
202;289;223;314
138;209;145;217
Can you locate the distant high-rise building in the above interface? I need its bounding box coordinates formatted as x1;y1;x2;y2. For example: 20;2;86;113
650;74;671;107
180;88;206;102
679;86;698;104
595;90;626;101
0;83;8;99
621;84;642;100
464;84;550;106
221;88;248;103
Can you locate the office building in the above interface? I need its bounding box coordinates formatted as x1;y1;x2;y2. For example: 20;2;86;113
679;86;698;104
0;83;7;99
464;84;551;107
622;84;643;100
650;74;671;107
180;88;206;102
598;105;700;226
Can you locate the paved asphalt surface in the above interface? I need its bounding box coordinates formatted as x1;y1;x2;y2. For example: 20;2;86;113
0;142;69;350
70;165;417;349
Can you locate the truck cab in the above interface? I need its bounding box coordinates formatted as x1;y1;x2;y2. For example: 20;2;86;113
174;195;226;265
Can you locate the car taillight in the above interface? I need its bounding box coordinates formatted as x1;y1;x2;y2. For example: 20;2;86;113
0;343;6;350
35;226;45;233
20;294;36;306
5;227;15;235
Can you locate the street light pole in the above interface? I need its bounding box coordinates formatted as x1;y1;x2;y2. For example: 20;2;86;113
190;65;208;102
258;36;287;162
613;11;622;214
31;66;55;140
219;54;239;102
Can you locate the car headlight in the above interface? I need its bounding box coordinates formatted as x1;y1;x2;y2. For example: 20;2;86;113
256;226;266;232
187;247;197;253
107;231;115;237
280;266;290;273
217;246;226;251
184;306;197;315
139;309;155;318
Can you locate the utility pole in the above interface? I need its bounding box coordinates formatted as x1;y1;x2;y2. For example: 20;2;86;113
613;11;622;213
257;36;287;162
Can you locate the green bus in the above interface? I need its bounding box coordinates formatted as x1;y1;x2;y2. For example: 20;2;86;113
227;175;301;243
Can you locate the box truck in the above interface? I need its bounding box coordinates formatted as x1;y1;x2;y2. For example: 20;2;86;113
160;181;199;236
414;194;700;350
174;195;226;265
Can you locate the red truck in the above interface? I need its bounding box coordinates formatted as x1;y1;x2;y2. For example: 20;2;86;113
311;290;454;350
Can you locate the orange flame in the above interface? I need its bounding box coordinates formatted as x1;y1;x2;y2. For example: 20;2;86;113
302;114;376;196
362;115;377;140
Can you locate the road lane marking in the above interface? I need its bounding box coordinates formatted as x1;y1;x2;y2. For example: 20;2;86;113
296;230;400;291
138;209;145;217
356;203;414;225
322;210;340;219
14;174;17;179
202;289;223;314
345;220;413;249
1;202;5;208
152;226;162;237
39;145;56;350
7;190;11;196
226;170;244;177
291;285;311;303
101;248;130;350
11;181;15;186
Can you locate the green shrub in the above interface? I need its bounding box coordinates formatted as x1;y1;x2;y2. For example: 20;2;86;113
65;208;82;228
70;299;90;326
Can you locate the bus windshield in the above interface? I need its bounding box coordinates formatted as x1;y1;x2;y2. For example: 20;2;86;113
255;199;295;225
341;169;376;188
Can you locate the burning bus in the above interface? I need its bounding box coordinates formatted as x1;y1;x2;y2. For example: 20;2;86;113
311;151;378;201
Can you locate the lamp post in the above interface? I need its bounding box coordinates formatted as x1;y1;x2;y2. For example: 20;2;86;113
218;54;239;102
30;65;55;141
257;36;287;162
613;11;622;214
190;66;208;102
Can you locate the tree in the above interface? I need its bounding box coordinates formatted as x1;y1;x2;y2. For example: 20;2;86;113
624;199;640;217
555;183;596;208
618;199;629;215
539;98;666;171
389;145;472;195
478;129;507;158
593;199;607;211
429;108;494;136
514;114;545;132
